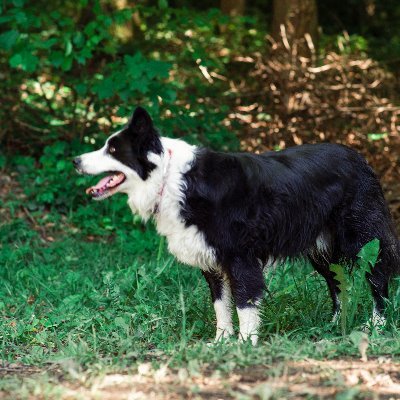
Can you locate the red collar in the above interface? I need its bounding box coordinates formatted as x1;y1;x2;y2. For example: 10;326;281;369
153;148;172;214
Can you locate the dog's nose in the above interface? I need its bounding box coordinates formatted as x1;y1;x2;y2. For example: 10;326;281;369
73;157;82;169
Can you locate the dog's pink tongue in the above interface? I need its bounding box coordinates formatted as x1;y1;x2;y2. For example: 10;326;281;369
85;175;113;194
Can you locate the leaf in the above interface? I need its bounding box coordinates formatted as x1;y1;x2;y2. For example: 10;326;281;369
128;79;148;94
158;0;168;9
14;10;27;24
329;264;349;296
9;51;38;72
0;30;19;50
12;0;25;6
65;40;73;56
114;316;129;330
159;88;177;102
93;77;115;99
61;56;73;71
357;239;380;269
73;32;85;47
56;160;67;171
49;51;65;68
74;83;87;96
330;263;349;334
145;60;171;79
368;133;388;141
124;53;146;79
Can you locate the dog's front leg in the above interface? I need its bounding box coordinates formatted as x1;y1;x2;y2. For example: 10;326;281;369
202;270;234;341
227;256;264;345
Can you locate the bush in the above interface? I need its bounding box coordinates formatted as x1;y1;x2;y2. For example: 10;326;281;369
0;1;254;154
231;34;400;201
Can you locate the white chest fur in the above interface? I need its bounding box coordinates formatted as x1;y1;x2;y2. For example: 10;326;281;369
155;139;216;270
157;215;216;269
127;137;217;270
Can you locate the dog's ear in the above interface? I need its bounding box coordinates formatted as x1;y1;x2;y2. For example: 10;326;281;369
127;106;162;157
128;107;153;136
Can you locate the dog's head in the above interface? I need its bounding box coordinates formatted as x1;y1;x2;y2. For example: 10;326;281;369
73;107;163;200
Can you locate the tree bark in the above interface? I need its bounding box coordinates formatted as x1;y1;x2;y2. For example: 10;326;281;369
272;0;318;51
221;0;245;16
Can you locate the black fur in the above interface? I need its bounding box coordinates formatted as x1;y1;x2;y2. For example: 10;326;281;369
181;144;400;314
108;107;163;180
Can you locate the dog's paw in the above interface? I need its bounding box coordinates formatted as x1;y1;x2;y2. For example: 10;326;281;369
214;328;234;343
238;333;259;346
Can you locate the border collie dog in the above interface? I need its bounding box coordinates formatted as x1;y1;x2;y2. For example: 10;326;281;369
73;107;399;344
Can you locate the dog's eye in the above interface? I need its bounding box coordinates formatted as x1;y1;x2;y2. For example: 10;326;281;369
109;146;116;154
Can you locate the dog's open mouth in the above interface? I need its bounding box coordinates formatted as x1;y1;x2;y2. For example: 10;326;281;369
85;172;126;200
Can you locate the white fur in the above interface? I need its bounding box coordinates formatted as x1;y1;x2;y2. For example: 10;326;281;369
149;138;217;270
372;305;387;328
214;278;234;341
332;309;340;323
237;306;261;345
316;231;331;254
309;230;332;264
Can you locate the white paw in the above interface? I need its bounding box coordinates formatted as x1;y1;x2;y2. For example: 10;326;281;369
331;310;340;323
214;328;234;343
238;333;258;346
371;309;386;329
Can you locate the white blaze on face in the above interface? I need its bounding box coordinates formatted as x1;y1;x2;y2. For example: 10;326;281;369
77;131;146;200
78;132;129;177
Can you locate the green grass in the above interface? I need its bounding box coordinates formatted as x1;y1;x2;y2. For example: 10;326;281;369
2;197;400;398
2;216;400;368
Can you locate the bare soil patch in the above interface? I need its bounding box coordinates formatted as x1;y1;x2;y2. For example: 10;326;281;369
2;358;400;399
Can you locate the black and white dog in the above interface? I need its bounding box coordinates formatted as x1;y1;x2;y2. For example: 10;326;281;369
73;107;400;344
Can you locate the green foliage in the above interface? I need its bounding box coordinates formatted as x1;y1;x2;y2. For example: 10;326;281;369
0;1;248;153
4;138;135;238
330;239;380;335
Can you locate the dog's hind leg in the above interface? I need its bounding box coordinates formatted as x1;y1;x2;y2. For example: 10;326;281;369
334;180;400;324
202;270;234;341
225;256;265;345
309;231;341;319
366;239;399;322
309;258;341;319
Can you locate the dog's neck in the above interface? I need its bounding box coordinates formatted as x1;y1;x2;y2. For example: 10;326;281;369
153;148;173;214
126;137;196;222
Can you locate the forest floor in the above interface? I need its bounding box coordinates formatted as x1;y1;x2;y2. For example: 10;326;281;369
2;357;400;399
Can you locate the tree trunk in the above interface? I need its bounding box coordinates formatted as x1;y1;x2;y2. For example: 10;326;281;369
221;0;245;16
272;0;318;52
111;0;141;42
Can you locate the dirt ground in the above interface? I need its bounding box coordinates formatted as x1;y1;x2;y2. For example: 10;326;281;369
2;358;400;399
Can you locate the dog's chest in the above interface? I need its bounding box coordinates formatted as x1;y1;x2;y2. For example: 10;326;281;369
155;208;216;270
